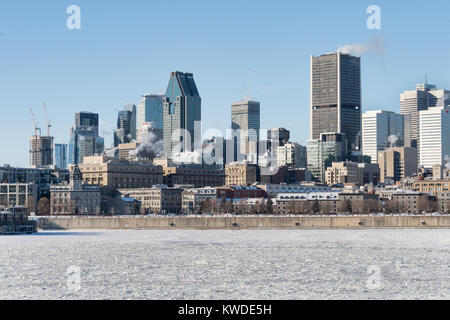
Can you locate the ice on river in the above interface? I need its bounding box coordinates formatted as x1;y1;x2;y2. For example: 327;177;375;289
0;229;448;300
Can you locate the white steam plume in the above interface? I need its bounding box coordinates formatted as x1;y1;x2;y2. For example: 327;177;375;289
338;35;384;56
387;135;399;148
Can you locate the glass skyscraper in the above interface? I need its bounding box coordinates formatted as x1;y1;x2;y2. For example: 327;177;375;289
137;94;164;137
311;52;361;153
163;71;201;158
68;112;104;165
54;143;68;169
114;104;137;147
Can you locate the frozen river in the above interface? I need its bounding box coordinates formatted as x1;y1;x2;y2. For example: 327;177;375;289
0;229;449;300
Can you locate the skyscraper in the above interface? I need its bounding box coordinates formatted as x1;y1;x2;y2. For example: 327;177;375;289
231;100;260;163
68;112;104;165
137;94;164;141
419;106;450;168
362;110;404;164
54;143;68;169
123;104;137;141
310;52;362;153
163;72;201;158
114;105;137;147
400;83;450;148
29;135;53;168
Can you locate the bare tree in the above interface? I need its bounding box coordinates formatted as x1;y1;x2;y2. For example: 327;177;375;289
37;197;50;216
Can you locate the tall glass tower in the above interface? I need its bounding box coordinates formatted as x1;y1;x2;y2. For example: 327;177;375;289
68;112;104;165
163;71;201;158
311;52;362;154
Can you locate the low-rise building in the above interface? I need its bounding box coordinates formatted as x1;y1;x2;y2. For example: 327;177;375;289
78;156;164;189
50;166;101;215
0;182;38;212
275;191;340;215
225;162;258;186
119;185;183;214
181;187;217;214
325;161;363;186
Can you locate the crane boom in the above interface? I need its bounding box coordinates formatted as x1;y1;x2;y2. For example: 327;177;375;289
43;103;52;136
30;109;39;136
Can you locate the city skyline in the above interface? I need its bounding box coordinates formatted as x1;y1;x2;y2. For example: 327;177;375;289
1;1;450;167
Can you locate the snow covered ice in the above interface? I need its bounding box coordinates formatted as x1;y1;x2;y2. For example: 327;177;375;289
0;229;449;300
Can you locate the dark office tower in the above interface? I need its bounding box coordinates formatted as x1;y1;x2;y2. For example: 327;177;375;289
163;71;201;158
114;105;136;147
69;112;104;165
123;104;137;140
75;112;99;136
310;52;362;153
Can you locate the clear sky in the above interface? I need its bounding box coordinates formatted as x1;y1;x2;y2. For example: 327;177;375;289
1;0;449;167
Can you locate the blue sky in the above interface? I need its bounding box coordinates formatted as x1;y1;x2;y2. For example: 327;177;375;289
1;0;449;167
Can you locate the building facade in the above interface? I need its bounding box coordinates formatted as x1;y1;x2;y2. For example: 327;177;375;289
137;94;164;141
400;83;450;149
54;143;68;169
325;161;363;186
277;142;307;168
119;186;183;214
30;135;54;168
362;110;404;164
378;147;418;183
78;156;164;189
163;72;201;158
225;162;258;186
419;106;450;168
231;100;261;163
0;183;38;211
50;166;101;215
307;133;347;182
68;112;104;165
311;52;362;153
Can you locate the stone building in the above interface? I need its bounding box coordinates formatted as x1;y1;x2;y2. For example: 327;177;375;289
78;156;163;189
225;162;258;186
325;161;363;186
50;166;101;215
119;185;183;214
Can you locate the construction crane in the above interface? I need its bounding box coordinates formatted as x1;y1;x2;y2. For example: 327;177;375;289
29;108;41;136
43;103;52;137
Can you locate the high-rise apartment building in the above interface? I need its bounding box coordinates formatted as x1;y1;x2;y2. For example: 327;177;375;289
163;72;201;158
54;143;68;169
231;100;261;163
68;112;104;165
419;106;450;168
362;110;404;164
311;52;362;153
400;83;450;149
